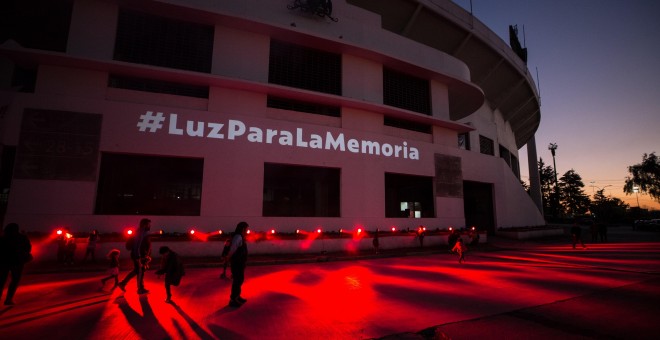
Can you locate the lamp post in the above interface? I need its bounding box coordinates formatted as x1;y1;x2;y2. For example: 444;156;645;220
548;143;559;217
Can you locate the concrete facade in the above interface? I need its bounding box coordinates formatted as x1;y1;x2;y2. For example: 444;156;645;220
0;0;545;234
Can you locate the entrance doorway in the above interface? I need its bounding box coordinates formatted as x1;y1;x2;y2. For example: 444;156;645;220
463;181;495;234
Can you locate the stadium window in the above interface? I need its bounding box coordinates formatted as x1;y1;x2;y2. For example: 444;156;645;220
263;163;340;217
479;135;495;156
267;96;340;117
383;68;431;115
511;155;520;178
384;116;432;134
458;132;470;150
385;173;435;218
95;153;203;215
1;0;72;52
108;74;209;98
499;144;511;166
268;40;342;95
114;9;213;73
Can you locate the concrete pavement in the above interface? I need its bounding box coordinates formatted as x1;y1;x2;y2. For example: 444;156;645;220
1;226;659;339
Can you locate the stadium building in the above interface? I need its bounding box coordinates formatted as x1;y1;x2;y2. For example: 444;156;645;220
0;0;545;234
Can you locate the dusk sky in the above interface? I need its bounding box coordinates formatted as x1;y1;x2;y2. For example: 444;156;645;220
452;0;660;210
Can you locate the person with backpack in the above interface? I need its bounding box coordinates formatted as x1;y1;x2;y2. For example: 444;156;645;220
118;218;152;294
155;246;184;304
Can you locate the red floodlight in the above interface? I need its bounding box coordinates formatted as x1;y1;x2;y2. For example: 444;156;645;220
270;229;276;234
357;228;362;234
127;229;134;236
471;226;476;231
190;229;196;235
296;229;300;234
391;227;396;232
448;227;453;231
316;228;322;234
56;229;63;235
247;230;251;234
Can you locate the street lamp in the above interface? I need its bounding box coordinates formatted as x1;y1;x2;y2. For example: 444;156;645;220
633;186;640;207
548;143;559;216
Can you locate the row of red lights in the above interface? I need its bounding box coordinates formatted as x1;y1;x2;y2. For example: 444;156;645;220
55;225;475;237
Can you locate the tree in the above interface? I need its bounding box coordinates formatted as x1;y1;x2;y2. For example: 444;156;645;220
538;158;558;216
624;152;660;203
590;189;629;223
558;169;591;217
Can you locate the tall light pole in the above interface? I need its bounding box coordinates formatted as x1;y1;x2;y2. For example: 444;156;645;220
548;143;559;217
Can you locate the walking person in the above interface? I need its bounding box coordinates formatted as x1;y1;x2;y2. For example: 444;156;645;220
570;223;586;249
100;249;120;290
118;218;152;294
227;222;249;307
155;246;184;304
451;237;467;263
0;223;33;305
83;229;100;263
219;238;231;279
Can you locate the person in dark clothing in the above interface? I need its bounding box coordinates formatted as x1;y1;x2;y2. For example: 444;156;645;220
570;223;586;249
219;238;231;279
118;218;152;294
100;249;120;289
0;223;33;305
227;221;249;307
83;229;100;263
155;246;184;304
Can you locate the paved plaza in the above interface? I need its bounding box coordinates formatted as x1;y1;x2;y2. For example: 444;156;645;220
1;227;659;339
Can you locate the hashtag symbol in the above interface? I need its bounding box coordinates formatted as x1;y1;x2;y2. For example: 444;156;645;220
137;111;166;132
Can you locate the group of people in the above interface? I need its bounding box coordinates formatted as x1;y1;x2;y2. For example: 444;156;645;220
0;219;251;308
108;219;249;307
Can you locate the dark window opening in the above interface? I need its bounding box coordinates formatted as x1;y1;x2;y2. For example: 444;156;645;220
384;116;432;134
11;65;37;93
511;155;520;178
114;9;213;73
267;96;340;117
479;135;494;156
0;0;72;52
95;153;203;216
383;68;431;115
499;144;511;166
0;146;16;217
385;173;435;218
458;132;470;150
268;40;341;95
108;74;209;98
263;163;340;217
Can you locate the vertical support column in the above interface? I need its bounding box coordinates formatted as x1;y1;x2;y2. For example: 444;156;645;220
526;135;543;213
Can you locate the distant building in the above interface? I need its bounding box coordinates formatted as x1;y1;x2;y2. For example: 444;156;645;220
0;0;544;234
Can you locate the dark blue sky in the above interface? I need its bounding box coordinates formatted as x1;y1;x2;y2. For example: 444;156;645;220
451;0;660;209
